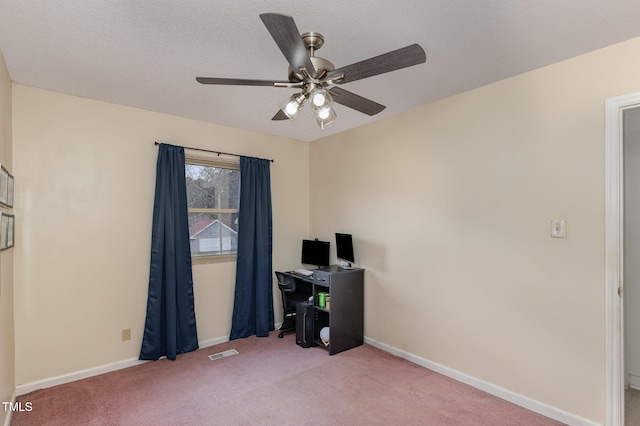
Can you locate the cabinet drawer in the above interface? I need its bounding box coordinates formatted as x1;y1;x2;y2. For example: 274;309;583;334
313;270;331;287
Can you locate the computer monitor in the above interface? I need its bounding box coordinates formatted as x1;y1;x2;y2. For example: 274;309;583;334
301;239;330;268
335;233;355;269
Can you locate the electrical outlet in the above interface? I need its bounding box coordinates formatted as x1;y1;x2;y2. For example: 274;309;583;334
121;328;131;341
550;219;566;238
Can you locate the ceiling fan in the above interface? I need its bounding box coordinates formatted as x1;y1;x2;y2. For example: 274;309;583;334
196;13;426;128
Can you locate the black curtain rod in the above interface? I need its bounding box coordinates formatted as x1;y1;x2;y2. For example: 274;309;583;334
154;142;274;163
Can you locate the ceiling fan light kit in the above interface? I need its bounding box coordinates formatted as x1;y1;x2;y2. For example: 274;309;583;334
316;105;337;129
309;87;336;127
196;13;427;129
310;88;332;111
281;93;306;119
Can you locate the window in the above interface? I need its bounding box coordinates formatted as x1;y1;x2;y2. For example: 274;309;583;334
185;155;240;264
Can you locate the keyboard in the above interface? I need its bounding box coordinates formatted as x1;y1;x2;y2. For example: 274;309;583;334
294;268;313;277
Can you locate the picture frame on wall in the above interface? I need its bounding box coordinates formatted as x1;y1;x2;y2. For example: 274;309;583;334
0;212;14;250
7;215;14;248
0;164;12;208
6;172;13;208
0;165;7;207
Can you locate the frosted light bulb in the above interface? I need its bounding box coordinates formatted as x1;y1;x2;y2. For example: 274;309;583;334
285;101;299;116
318;108;330;119
280;93;306;119
312;92;326;107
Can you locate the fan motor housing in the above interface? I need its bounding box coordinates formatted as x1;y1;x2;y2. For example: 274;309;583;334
287;31;335;81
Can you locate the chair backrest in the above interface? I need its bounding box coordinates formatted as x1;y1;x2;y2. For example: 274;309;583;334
275;271;296;294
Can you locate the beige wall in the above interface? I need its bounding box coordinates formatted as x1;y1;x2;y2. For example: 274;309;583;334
0;50;14;426
12;86;310;385
309;36;640;423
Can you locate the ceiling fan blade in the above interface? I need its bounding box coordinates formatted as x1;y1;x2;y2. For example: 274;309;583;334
196;77;289;86
330;87;386;116
327;44;426;84
272;109;289;121
260;13;315;76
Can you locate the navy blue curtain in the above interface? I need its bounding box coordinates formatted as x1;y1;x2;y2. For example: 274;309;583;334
230;156;274;339
140;143;199;360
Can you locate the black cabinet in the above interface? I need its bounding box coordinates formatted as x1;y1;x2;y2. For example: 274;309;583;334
312;266;364;355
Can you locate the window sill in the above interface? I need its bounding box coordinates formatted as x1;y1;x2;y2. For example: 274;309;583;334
192;254;237;265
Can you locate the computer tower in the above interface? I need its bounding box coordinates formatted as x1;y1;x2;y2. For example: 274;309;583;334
296;301;314;348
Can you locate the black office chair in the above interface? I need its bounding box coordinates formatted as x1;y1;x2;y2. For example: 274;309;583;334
275;271;298;338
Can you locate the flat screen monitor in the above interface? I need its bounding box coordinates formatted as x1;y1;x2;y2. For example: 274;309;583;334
335;233;355;268
301;239;330;268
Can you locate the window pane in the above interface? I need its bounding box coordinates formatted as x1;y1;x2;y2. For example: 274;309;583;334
185;164;240;209
188;212;238;256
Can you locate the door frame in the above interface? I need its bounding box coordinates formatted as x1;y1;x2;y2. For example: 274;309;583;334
605;91;640;426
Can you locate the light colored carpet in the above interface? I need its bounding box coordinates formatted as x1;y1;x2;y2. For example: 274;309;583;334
12;333;563;425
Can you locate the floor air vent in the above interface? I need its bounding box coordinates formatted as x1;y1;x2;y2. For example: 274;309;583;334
208;349;238;361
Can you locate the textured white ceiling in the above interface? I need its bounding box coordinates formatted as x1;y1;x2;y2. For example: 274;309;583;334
1;1;640;142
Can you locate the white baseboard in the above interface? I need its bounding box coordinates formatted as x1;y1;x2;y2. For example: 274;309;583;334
628;374;640;391
15;356;148;396
198;335;229;349
16;335;231;397
363;337;600;426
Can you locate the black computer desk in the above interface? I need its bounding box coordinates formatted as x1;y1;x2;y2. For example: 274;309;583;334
281;266;364;355
282;271;314;301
